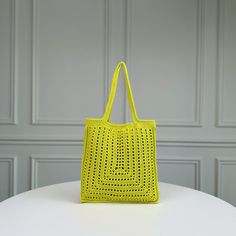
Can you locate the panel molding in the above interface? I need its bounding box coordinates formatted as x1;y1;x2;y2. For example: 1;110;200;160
31;0;110;126
158;156;203;190
124;0;205;127
31;155;82;189
30;155;202;190
216;157;236;198
0;156;17;197
1;136;236;147
216;0;236;127
0;0;17;125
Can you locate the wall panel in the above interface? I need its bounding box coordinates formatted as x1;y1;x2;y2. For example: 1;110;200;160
158;156;202;190
125;0;204;127
31;156;82;189
0;157;17;201
32;0;109;125
216;0;236;127
216;157;236;206
0;0;17;124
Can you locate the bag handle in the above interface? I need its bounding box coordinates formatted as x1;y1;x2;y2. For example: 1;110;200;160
103;61;139;122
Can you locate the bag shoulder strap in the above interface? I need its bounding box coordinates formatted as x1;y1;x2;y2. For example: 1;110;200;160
103;61;139;122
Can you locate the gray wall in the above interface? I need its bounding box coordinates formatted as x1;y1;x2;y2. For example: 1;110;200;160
0;0;236;206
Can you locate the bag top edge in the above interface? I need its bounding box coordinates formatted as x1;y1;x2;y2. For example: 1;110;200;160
85;118;156;127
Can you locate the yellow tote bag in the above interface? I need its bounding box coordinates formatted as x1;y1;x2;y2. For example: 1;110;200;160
80;61;159;203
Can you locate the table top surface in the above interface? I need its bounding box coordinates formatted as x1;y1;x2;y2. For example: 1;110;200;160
0;181;235;236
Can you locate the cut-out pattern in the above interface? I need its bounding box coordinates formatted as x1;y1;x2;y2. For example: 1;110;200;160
81;121;159;203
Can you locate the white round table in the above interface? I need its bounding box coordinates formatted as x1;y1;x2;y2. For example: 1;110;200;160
0;181;235;236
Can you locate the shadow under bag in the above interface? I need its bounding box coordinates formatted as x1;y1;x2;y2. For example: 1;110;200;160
80;61;159;203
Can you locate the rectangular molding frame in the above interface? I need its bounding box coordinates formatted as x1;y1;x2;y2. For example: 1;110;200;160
215;0;236;127
0;156;17;197
124;0;205;127
0;0;17;125
158;156;203;190
31;155;82;189
31;0;110;126
30;155;202;190
216;157;236;198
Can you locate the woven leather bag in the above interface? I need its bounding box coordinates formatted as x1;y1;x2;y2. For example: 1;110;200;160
80;61;159;203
